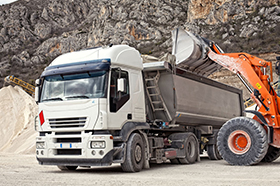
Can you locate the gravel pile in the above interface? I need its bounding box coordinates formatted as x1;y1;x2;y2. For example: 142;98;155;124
0;85;37;154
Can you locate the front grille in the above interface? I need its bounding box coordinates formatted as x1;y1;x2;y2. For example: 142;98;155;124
56;149;81;155
49;117;87;128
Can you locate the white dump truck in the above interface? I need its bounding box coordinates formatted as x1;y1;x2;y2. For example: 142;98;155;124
35;31;244;172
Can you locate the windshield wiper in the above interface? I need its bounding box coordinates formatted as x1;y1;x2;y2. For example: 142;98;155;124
42;97;63;102
66;95;89;99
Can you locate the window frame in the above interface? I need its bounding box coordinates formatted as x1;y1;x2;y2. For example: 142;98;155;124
109;68;130;112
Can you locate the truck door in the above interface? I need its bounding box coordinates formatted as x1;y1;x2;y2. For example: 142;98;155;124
108;68;132;128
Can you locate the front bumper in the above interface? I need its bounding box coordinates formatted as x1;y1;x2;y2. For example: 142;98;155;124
37;150;114;166
36;133;114;166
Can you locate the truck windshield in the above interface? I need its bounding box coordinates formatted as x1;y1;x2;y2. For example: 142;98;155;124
41;71;107;102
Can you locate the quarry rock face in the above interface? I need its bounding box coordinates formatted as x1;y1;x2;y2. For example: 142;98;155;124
0;0;280;97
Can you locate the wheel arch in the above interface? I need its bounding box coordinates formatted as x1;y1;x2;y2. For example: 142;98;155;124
119;122;150;142
244;110;273;144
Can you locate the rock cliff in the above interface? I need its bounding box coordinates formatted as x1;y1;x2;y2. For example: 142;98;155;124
0;0;280;99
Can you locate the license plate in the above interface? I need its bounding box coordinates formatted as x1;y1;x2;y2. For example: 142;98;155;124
60;143;72;148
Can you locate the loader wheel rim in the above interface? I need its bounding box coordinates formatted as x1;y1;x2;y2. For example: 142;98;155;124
228;130;251;154
135;144;142;163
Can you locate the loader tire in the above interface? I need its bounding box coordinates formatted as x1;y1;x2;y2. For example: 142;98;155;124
261;145;280;162
57;166;77;171
217;117;268;165
178;133;198;164
121;133;144;172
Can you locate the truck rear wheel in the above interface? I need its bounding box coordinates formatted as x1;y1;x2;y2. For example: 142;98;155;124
207;130;222;160
217;117;268;165
121;133;144;172
261;145;280;162
57;166;78;171
178;133;198;164
207;144;222;160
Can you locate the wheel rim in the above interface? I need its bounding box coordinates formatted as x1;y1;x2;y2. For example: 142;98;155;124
135;144;142;163
228;130;251;154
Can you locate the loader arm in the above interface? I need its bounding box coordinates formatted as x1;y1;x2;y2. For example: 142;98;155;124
207;48;280;147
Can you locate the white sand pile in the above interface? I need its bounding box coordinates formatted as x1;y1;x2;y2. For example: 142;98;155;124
0;85;38;154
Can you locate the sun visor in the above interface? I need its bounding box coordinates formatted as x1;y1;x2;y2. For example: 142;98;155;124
41;59;111;77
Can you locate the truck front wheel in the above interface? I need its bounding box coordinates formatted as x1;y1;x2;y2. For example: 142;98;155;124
121;133;144;172
217;117;268;165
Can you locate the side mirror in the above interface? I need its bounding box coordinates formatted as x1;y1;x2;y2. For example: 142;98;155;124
117;78;126;93
35;87;40;103
35;79;41;103
35;79;41;86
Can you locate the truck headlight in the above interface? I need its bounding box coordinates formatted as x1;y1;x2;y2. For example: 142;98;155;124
90;141;106;149
36;142;45;149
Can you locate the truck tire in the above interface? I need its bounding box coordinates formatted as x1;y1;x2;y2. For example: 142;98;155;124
207;130;222;160
178;133;198;164
217;117;268;165
57;166;77;171
207;144;222;160
121;133;144;172
261;145;280;162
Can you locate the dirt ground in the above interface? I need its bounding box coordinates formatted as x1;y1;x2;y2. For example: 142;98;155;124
0;153;280;186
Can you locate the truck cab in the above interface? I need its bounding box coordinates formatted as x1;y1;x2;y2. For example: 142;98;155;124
35;45;146;168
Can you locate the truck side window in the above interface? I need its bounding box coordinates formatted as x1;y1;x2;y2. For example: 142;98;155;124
110;69;130;112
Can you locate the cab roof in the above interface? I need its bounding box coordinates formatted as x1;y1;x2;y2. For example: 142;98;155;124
49;45;143;70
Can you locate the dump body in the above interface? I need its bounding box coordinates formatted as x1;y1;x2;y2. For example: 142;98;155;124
143;64;244;128
173;73;243;128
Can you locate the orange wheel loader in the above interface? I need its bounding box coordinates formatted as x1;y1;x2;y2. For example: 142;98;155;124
172;27;280;165
208;40;280;165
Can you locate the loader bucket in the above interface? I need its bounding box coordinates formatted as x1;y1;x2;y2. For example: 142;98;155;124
172;27;223;77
